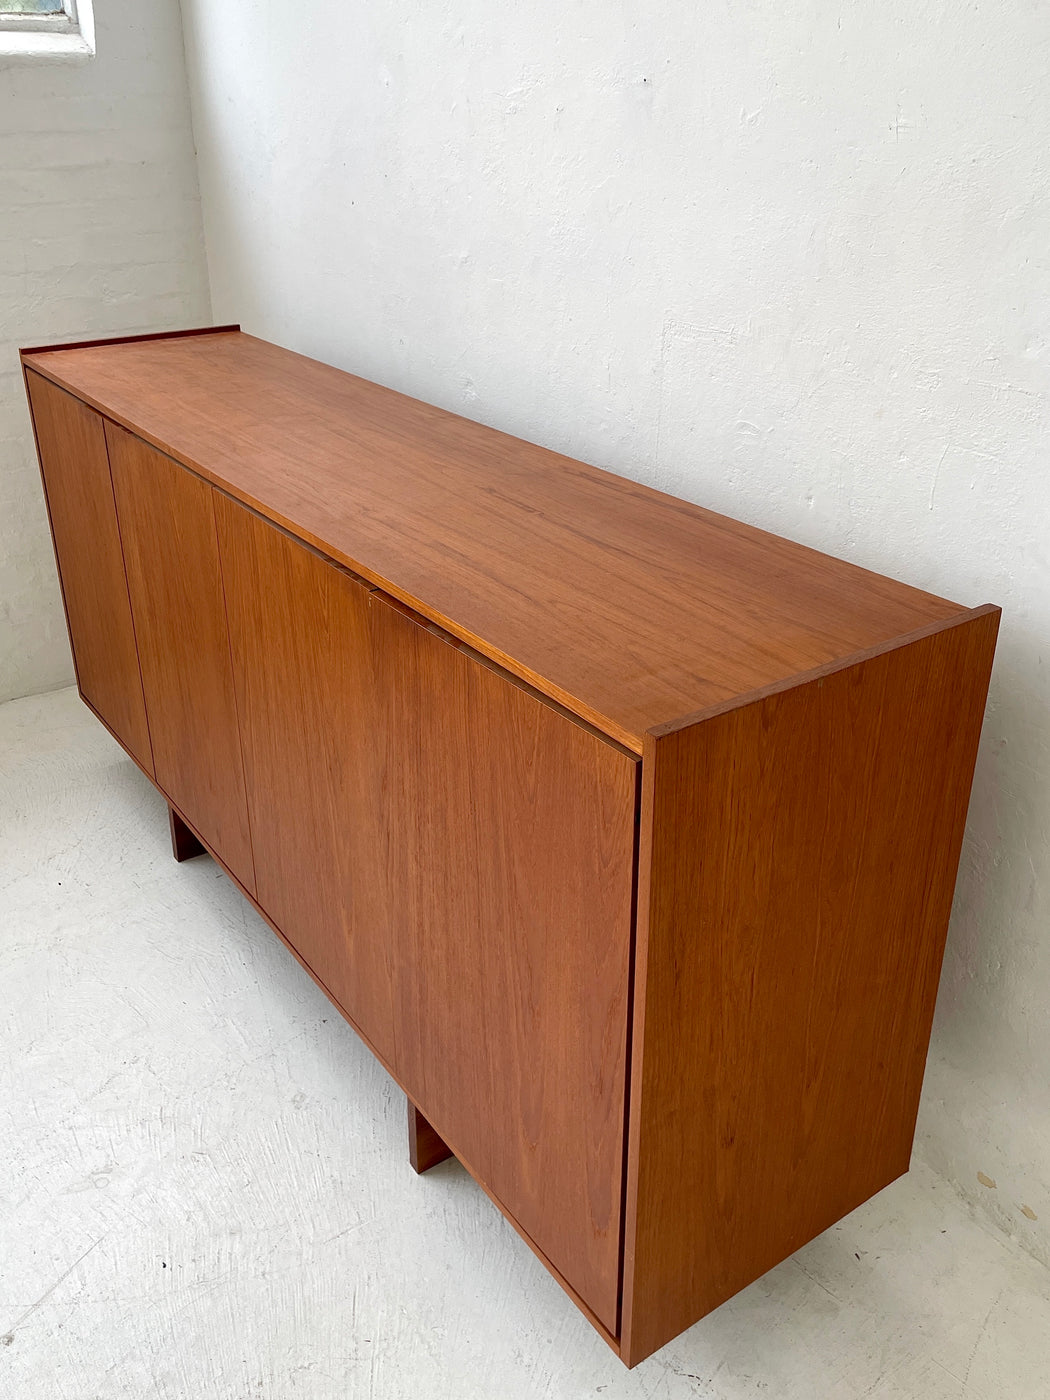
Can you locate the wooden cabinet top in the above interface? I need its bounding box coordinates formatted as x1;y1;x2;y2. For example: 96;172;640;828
23;327;971;753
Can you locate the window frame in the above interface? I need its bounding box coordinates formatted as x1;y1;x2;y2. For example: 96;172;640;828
0;0;78;33
0;0;93;56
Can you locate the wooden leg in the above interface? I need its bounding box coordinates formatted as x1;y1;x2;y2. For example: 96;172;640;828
168;804;206;862
408;1099;454;1174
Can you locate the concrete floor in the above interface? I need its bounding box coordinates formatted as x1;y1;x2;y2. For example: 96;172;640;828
2;686;1049;1400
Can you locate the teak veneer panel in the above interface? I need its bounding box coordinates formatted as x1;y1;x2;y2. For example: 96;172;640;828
106;422;256;895
620;607;1000;1364
369;589;638;1333
216;493;637;1331
24;371;153;773
213;495;398;1063
21;332;967;750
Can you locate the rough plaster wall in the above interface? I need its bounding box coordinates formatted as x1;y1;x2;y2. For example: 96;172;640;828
0;0;211;703
179;3;1050;1262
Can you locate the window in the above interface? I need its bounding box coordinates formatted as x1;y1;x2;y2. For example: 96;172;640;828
0;0;77;26
0;0;94;54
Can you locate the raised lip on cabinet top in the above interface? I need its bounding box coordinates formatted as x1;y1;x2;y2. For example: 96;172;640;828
21;327;991;754
19;324;241;358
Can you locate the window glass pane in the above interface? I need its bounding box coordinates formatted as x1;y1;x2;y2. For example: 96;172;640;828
0;1;66;13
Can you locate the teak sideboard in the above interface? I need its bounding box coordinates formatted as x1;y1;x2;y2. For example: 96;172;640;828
21;326;999;1365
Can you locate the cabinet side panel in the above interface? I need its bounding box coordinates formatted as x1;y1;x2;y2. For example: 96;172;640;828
371;594;638;1335
24;371;153;773
106;422;255;895
213;495;397;1065
621;608;1000;1365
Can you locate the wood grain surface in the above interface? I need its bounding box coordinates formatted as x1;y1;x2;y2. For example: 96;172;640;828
370;590;639;1333
213;494;398;1063
214;490;639;1332
20;331;1002;1366
106;423;256;895
619;606;1000;1365
22;333;967;751
24;371;153;774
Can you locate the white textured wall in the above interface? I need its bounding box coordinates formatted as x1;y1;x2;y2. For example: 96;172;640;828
0;0;211;702
180;3;1050;1258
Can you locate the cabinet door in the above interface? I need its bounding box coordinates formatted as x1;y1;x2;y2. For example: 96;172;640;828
215;497;638;1331
106;423;254;894
25;372;153;774
213;493;396;1062
373;595;638;1334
